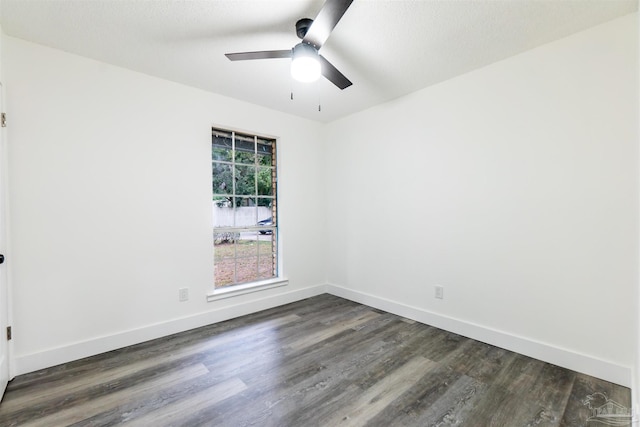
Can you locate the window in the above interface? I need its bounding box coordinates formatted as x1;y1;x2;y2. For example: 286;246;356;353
212;128;278;289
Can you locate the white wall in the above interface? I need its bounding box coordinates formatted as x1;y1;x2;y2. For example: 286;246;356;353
325;14;638;385
3;37;327;374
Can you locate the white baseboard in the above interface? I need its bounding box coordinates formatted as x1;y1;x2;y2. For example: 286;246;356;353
14;283;632;388
13;284;325;376
325;283;632;387
632;366;639;414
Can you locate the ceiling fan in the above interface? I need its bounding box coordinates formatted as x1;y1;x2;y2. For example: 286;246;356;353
225;0;353;90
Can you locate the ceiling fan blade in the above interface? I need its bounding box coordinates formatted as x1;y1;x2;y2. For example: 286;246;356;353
225;50;292;61
319;55;352;90
303;0;354;49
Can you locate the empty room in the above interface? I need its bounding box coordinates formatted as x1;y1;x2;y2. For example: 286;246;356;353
0;0;638;425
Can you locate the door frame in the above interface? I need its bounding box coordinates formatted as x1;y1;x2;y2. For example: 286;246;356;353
0;80;14;400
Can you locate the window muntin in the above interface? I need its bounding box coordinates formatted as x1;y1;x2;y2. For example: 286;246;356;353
212;128;277;288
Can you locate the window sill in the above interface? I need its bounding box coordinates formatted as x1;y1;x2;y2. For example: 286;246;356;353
207;278;289;302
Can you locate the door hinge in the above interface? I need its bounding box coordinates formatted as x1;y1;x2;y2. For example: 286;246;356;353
6;326;11;341
1;113;6;128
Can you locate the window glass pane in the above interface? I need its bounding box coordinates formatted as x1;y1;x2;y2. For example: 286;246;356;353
235;165;256;196
257;269;274;281
257;167;274;196
235;134;255;165
213;197;232;207
258;197;277;226
257;197;274;220
258;264;275;281
256;201;273;232
258;241;276;280
257;197;273;208
212;163;232;195
213;202;234;228
258;237;274;256
214;233;239;288
239;230;260;244
257;140;273;166
214;231;239;248
214;258;236;287
234;200;257;227
235;151;255;165
235;149;255;165
212;147;232;162
235;239;259;284
236;259;259;284
212;133;233;162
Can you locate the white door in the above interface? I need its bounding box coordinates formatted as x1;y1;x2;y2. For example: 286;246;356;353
0;82;9;400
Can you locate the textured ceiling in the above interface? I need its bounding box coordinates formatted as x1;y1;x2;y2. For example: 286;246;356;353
0;0;637;122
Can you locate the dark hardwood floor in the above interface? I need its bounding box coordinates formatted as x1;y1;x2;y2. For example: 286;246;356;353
0;294;632;426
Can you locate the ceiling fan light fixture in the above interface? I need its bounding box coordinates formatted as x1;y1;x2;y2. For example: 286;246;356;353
291;43;321;83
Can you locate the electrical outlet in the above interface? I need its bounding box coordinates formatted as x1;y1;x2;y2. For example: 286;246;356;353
435;285;444;299
179;288;189;302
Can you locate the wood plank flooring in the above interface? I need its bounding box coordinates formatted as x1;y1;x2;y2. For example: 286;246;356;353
0;294;632;426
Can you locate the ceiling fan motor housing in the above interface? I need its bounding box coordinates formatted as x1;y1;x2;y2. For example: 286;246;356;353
296;18;314;39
